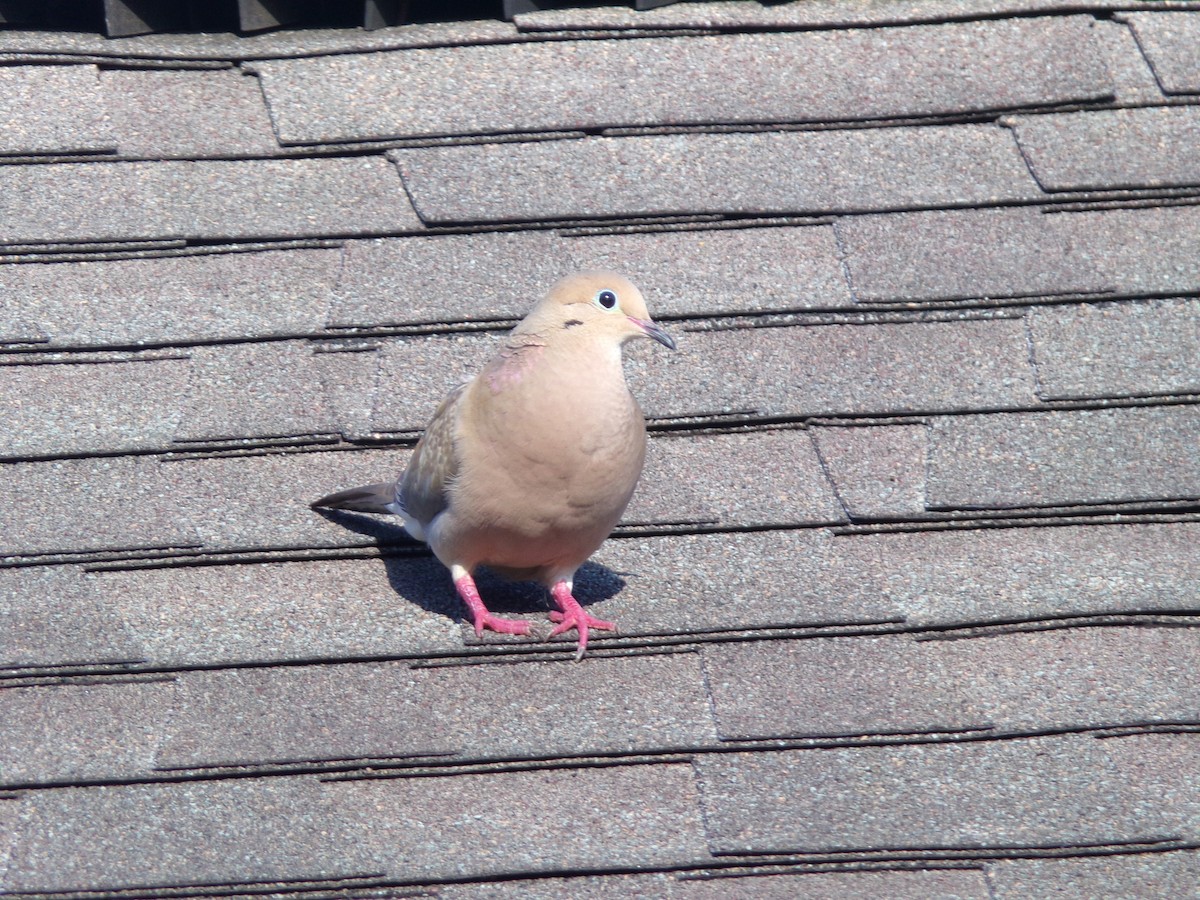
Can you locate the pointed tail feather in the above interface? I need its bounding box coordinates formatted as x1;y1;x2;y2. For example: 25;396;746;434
310;482;399;514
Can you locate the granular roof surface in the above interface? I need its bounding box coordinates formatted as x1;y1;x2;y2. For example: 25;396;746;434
3;2;1200;896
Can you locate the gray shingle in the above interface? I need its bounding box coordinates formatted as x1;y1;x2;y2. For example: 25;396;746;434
5;777;375;891
628;429;845;528
439;868;991;899
293;521;1200;647
157;663;455;769
987;849;1200;899
1121;12;1200;94
0;65;114;157
514;0;1141;31
611;522;1197;633
0;680;173;784
810;424;927;519
330;232;562;327
329;225;850;327
330;762;710;880
1031;299;1200;400
368;334;497;434
695;734;1190;854
1106;732;1200;834
254;18;1108;144
92;557;466;666
620;441;713;528
168;447;409;552
103;68;280;159
704;635;982;739
582;530;903;637
869;522;1200;626
314;347;383;441
0;314;46;345
174;342;338;442
703;628;1200;740
574;225;853;317
1009;106;1200;192
927;406;1200;509
838;207;1113;302
437;872;682;900
0;357;189;457
1077;203;1200;297
414;651;718;759
667;870;990;900
626;319;1039;419
1093;18;1168;105
841;203;1200;303
0;248;341;348
0;157;419;246
392;126;1041;224
7;12;1200;895
0;456;201;557
0;799;18;884
0;566;144;667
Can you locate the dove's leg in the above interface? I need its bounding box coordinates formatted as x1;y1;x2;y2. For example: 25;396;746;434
548;579;616;661
451;566;532;637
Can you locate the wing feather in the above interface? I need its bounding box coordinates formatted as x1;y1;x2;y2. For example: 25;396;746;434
398;382;467;529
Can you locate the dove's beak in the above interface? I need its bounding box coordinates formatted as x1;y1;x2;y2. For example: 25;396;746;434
629;316;677;351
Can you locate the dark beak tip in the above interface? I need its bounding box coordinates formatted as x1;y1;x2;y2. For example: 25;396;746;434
644;321;677;351
628;314;676;350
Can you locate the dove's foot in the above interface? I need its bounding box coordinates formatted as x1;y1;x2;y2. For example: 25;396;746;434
454;572;532;638
548;581;616;661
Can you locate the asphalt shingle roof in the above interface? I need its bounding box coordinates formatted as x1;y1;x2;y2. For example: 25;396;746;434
4;2;1200;896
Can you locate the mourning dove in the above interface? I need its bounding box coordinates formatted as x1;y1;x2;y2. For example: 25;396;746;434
312;271;675;659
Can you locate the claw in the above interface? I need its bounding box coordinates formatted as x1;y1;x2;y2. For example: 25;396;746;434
549;582;616;660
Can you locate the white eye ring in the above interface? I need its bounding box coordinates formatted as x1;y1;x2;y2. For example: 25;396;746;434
595;289;618;310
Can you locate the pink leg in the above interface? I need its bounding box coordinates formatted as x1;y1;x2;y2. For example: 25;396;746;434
453;571;531;638
548;581;616;660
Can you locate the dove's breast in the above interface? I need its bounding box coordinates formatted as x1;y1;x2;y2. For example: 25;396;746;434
428;344;647;583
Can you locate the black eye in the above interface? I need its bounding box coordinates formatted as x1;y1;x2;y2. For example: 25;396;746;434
596;289;618;309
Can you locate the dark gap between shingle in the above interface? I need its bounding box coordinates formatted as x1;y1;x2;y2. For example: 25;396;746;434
694;836;1196;865
594;101;1106;138
674;859;986;881
0;190;1187;270
322;725;1200;784
152;749;459;776
0;874;395;900
911;614;1200;643
1094;724;1200;739
1047;191;1200;213
834;510;1200;537
271;128;590;152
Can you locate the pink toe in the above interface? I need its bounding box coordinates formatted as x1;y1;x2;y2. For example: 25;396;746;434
477;612;532;636
546;584;616;659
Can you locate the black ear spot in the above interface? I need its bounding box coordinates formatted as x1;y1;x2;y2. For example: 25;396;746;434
563;319;583;329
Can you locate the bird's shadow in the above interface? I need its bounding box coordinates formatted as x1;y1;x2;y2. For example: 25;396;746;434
312;507;628;629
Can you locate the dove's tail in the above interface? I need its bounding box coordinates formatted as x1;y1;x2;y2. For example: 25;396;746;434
310;482;399;515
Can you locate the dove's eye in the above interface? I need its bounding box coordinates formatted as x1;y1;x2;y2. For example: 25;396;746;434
595;289;618;310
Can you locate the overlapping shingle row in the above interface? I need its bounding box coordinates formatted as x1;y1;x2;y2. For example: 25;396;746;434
4;2;1200;895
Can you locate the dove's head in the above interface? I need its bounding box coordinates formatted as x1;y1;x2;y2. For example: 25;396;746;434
531;270;676;351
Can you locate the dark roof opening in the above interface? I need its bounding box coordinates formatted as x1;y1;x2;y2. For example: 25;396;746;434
0;0;677;37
